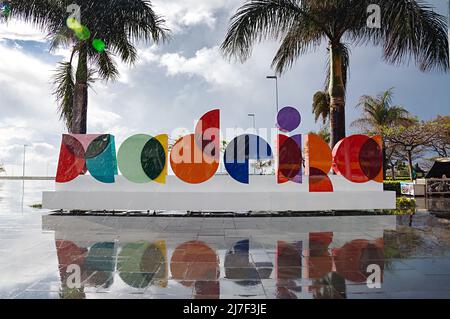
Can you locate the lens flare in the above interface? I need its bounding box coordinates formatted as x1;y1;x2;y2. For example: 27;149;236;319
65;8;106;53
92;39;106;53
66;17;82;30
75;25;91;41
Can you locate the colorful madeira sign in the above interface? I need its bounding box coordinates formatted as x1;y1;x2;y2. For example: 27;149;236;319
43;107;395;212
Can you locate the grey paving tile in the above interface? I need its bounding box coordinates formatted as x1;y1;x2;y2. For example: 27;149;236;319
13;291;61;299
385;290;450;299
218;279;266;297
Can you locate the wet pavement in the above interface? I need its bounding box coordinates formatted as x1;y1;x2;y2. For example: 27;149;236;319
0;180;450;299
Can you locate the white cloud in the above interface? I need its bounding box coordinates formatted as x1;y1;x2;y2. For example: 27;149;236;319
0;18;46;42
159;46;248;88
50;46;72;60
0;42;64;175
114;45;251;89
137;45;160;64
89;108;122;132
152;0;241;32
0;44;56;128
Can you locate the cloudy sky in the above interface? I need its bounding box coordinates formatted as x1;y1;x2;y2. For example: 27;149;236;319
0;0;449;176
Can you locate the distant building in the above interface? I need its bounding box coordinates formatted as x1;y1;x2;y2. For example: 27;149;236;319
426;158;450;179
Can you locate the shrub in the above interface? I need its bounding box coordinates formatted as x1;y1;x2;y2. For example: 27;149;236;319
396;196;416;209
383;181;402;195
385;176;412;181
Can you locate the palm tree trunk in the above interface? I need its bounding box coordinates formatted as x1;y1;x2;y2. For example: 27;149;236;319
388;158;396;180
71;44;88;134
328;43;346;148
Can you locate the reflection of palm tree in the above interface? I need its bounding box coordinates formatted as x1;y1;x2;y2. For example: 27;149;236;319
312;272;346;299
59;283;86;299
12;0;169;133
221;0;449;148
383;228;423;270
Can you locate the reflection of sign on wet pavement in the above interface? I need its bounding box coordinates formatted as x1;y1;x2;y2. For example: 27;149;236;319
42;215;395;299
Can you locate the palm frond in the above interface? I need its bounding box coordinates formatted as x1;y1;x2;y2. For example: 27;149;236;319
107;35;138;65
49;27;75;52
91;49;119;82
350;117;374;130
53;60;75;129
10;0;66;34
93;0;170;45
221;0;330;62
355;0;449;72
272;16;325;74
312;91;330;125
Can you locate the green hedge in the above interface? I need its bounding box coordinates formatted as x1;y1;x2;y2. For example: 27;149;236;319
385;176;412;181
383;181;402;195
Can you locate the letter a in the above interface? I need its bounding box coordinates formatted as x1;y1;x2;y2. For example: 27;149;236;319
367;4;381;29
366;264;381;289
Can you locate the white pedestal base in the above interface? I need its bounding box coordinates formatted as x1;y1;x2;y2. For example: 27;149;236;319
42;175;396;212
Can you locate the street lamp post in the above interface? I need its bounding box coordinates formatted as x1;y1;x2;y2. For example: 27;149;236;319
22;144;28;179
248;114;256;174
266;75;279;114
248;113;256;133
21;144;28;211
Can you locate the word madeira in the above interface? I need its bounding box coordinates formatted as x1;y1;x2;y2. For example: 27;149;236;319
56;107;383;192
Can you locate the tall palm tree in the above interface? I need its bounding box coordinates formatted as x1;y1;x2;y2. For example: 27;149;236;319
11;0;169;133
220;0;449;148
352;88;413;179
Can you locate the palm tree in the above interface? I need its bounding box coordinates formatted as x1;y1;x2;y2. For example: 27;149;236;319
312;91;330;126
220;0;449;148
352;88;412;133
11;0;169;133
352;88;413;179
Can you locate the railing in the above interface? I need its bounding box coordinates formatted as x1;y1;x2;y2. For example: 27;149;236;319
426;178;450;196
